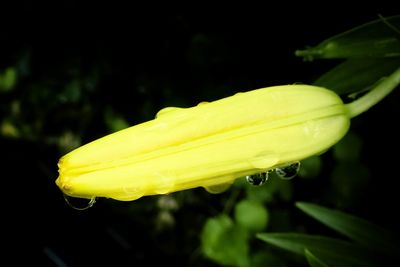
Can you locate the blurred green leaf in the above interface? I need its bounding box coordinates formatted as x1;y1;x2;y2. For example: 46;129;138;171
58;131;82;154
314;58;400;95
201;215;249;267
296;15;400;59
0;119;20;138
296;202;399;255
0;67;17;92
333;131;363;162
305;249;330;267
104;107;130;132
257;233;382;267
234;200;269;232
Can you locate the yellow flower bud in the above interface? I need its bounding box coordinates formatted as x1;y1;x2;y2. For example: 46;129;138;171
56;85;350;201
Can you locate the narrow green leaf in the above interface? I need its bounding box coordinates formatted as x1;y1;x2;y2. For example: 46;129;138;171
304;249;330;267
314;58;400;95
257;233;382;267
296;202;399;255
296;15;400;59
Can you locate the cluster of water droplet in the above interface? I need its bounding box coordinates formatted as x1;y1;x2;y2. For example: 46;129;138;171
246;161;301;186
63;162;301;210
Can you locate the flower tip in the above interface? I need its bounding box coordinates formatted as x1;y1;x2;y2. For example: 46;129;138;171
55;175;71;193
57;156;68;171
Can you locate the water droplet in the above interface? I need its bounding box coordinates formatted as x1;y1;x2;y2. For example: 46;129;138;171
246;172;269;186
248;152;279;169
275;162;301;180
119;186;145;201
204;182;232;194
63;194;96;210
154;173;175;194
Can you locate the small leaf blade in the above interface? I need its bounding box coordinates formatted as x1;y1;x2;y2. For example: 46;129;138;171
314;58;400;95
304;249;330;267
257;233;382;267
296;202;400;255
296;15;400;59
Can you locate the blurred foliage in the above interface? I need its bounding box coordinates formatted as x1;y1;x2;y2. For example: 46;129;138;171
2;9;399;267
305;249;329;267
295;15;400;59
313;58;400;95
257;202;400;266
201;214;250;267
200;15;400;267
235;200;269;233
295;202;399;254
0;67;17;92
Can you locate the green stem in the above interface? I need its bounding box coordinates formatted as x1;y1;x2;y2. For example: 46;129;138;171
346;67;400;118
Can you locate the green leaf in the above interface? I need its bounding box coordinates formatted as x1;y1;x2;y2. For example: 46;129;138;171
296;202;400;255
0;67;18;92
0;120;20;138
296;15;400;59
314;58;400;95
305;249;330;267
257;233;382;267
104;107;130;132
234;200;269;232
201;215;249;267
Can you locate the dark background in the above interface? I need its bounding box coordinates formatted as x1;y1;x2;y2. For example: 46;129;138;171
1;4;399;266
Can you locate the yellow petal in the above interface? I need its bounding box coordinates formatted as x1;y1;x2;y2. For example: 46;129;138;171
56;85;350;201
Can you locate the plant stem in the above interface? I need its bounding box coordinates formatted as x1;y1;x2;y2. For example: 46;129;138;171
346;66;400;118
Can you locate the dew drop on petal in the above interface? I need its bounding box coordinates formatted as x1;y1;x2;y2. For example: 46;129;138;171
63;194;96;210
246;172;269;186
153;173;175;195
275;162;301;180
204;182;232;194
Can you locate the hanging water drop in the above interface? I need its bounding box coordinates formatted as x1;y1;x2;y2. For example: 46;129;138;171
63;194;96;210
246;171;269;186
275;162;301;180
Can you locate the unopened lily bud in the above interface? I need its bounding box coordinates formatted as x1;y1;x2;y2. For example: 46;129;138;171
56;85;350;201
